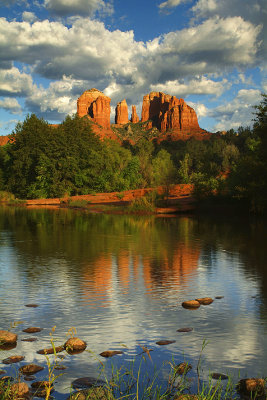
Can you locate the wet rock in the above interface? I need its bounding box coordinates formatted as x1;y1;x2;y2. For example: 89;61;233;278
72;377;106;390
211;372;228;380
215;296;224;299
37;345;64;355
0;342;17;351
68;387;112;400
0;330;17;344
195;297;213;305
22;327;42;333
64;337;87;354
237;378;266;398
10;382;30;399
156;340;176;346
0;370;6;375
2;355;25;364
99;350;123;358
21;338;38;342
175;362;192;375
25;304;39;307
54;364;66;370
182;300;200;309
31;381;53;398
19;364;44;375
177;327;193;333
24;375;36;381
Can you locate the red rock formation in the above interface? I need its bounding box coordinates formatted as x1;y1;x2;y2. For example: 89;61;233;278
115;99;129;125
77;89;111;129
131;106;139;123
141;92;202;135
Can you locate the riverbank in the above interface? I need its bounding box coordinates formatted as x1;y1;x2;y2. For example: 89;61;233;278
23;184;196;214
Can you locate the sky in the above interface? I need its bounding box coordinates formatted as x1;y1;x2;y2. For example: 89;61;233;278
0;0;266;135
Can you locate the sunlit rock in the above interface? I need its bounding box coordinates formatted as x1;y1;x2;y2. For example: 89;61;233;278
195;297;213;305
182;300;200;309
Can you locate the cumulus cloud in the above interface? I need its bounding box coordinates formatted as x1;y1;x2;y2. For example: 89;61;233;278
150;76;229;97
0;14;263;121
0;97;22;114
191;0;266;58
210;89;262;131
44;0;114;17
0;67;33;96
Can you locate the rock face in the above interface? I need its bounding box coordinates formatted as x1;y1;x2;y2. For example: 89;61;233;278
141;92;201;134
131;106;139;123
77;89;111;129
115;99;129;125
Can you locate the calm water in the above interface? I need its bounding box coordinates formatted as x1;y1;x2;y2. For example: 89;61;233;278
0;207;267;398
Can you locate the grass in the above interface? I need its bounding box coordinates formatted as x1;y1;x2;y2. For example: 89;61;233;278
67;199;91;208
0;191;26;205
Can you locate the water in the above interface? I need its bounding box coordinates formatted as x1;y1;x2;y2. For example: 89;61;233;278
0;206;267;398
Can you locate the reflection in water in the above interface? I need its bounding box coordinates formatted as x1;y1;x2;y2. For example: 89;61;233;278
0;207;267;399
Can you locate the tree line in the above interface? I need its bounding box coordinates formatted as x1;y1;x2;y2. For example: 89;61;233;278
0;94;266;213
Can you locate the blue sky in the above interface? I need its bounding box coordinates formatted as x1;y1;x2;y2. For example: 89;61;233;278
0;0;266;134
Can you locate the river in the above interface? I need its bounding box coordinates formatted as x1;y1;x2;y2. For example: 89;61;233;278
0;207;266;398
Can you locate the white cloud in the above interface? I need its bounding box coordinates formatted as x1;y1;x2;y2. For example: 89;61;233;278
187;101;209;118
158;0;191;12
0;97;22;114
210;89;262;131
22;11;38;23
191;0;266;58
0;67;33;96
150;76;229;97
0;14;263;122
44;0;114;17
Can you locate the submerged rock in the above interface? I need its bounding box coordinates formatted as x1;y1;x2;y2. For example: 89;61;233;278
24;375;36;381
215;296;224;299
2;355;25;364
37;345;64;355
195;297;213;305
19;364;44;375
177;327;193;333
72;377;105;390
25;304;39;308
22;327;42;333
99;350;123;358
211;373;228;380
31;381;54;398
156;340;176;346
182;300;200;309
0;330;17;344
21;338;38;342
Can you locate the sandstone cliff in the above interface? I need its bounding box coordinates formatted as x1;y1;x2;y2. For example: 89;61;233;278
115;99;129;125
130;106;139;123
77;89;111;129
141;92;201;134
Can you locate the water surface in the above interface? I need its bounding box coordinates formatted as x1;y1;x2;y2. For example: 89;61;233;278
0;207;267;398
